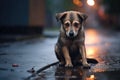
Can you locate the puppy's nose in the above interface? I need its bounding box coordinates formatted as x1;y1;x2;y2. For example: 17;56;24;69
69;31;74;37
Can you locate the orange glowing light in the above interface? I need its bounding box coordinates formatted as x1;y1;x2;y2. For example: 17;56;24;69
86;48;95;56
90;75;95;79
86;75;95;80
87;0;95;6
73;0;83;7
85;29;100;58
85;29;99;45
86;46;99;58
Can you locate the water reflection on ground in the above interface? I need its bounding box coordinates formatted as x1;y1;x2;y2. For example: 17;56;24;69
85;28;120;74
55;66;96;80
85;29;104;59
28;28;120;80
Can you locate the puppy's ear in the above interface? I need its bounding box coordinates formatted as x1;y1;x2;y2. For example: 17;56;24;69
77;12;88;22
56;12;67;22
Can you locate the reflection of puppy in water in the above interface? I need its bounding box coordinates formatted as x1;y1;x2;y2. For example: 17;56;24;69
55;66;95;80
55;11;90;68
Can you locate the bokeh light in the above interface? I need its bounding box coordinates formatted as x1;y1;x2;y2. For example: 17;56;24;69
87;0;95;6
73;0;83;7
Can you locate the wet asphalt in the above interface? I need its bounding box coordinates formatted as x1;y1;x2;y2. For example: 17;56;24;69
0;28;120;80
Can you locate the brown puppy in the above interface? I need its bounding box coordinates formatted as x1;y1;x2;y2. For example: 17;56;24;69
55;11;90;68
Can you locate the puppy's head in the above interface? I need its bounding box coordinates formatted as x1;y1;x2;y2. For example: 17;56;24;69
56;11;87;38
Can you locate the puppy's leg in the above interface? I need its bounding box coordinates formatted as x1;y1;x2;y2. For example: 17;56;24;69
62;46;73;67
80;44;90;68
55;44;65;65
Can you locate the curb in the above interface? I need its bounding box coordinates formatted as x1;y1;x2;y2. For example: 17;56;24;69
0;34;42;44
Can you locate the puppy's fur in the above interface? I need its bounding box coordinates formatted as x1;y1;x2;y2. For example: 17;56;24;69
55;11;90;68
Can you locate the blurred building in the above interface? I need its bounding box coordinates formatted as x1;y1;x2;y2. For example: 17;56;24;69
0;0;45;35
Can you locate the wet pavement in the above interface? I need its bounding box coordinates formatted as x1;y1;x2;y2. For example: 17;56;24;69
0;28;120;80
0;36;58;80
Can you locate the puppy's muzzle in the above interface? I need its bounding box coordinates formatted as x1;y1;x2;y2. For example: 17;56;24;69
69;31;74;37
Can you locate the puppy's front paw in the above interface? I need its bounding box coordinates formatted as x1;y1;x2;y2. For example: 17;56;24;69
83;63;90;69
65;63;73;67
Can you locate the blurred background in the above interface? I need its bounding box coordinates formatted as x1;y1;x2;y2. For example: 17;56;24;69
0;0;120;80
0;0;120;41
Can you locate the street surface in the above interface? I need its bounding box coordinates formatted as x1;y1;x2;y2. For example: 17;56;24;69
0;35;58;80
0;28;120;80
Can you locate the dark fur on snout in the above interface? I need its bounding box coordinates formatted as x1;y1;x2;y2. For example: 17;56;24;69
55;11;90;68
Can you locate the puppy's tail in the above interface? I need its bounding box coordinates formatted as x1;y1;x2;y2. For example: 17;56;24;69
87;58;98;64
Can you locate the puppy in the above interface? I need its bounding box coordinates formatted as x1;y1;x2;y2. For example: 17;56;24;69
55;11;90;68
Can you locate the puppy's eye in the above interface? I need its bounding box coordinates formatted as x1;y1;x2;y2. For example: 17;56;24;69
74;22;79;28
64;23;70;27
